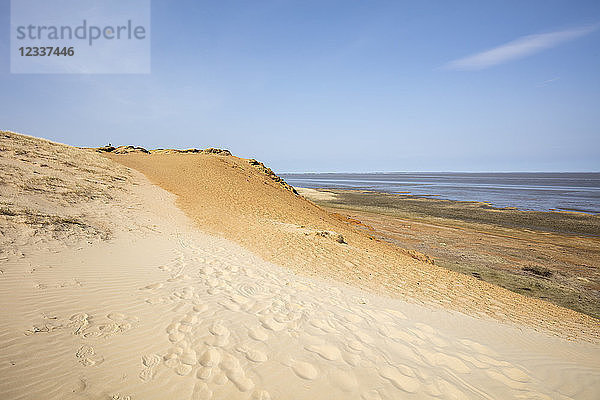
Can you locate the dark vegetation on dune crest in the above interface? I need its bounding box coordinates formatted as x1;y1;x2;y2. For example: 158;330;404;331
95;143;298;195
247;159;298;195
94;144;232;156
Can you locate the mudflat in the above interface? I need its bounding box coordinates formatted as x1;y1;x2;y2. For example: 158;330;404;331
296;188;600;319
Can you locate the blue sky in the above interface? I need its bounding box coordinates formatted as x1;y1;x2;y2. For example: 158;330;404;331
1;0;599;172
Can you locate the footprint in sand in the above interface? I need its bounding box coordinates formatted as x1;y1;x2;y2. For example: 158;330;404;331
247;325;269;342
173;286;195;300
290;360;319;380
206;320;230;347
168;326;185;343
77;313;137;339
237;282;266;298
192;382;213;400
181;349;198;366
196;366;212;380
178;323;192;334
76;345;104;366
236;345;268;363
175;363;193;376
111;395;132;400
220;353;255;392
139;354;161;382
177;312;198;333
196;348;221;380
107;312;127;321
142;282;163;290
213;371;229;385
259;315;287;332
251;389;272;400
69;312;90;335
164;345;184;369
200;347;222;367
166;321;180;334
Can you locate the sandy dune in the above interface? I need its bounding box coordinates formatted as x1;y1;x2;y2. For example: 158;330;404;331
107;151;599;343
1;131;599;399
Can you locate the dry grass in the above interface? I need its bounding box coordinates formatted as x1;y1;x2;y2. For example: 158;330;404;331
0;130;132;255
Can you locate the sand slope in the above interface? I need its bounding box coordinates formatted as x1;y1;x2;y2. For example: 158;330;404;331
107;152;599;343
1;132;599;399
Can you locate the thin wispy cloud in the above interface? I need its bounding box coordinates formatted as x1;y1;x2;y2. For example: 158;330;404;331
445;24;598;70
537;77;560;87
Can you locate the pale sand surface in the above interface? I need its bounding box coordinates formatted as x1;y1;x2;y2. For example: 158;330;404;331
1;131;600;399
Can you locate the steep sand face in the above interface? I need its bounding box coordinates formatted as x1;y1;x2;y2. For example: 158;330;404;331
2;132;600;399
107;152;599;343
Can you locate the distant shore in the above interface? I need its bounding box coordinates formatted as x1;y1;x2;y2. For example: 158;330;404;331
296;187;600;319
282;171;600;215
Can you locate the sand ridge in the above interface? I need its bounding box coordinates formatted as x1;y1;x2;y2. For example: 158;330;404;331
107;151;600;343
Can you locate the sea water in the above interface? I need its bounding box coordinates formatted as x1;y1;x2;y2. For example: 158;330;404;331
281;172;600;214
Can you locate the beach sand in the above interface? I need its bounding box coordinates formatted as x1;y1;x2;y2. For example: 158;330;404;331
1;131;599;399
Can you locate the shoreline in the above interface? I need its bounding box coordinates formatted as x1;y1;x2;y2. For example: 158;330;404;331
280;172;600;215
298;186;600;215
294;187;600;237
295;187;600;319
